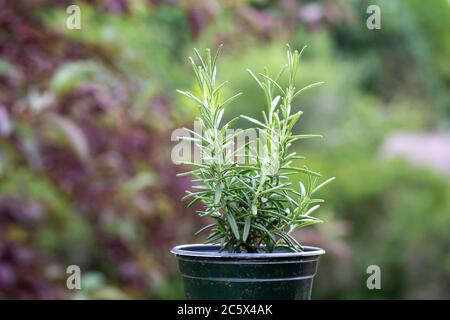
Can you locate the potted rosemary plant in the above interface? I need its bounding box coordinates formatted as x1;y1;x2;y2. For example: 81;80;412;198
171;45;334;300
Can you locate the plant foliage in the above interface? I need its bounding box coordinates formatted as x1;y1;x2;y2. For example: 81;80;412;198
177;45;334;253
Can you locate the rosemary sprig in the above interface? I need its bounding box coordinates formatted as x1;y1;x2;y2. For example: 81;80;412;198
177;45;334;253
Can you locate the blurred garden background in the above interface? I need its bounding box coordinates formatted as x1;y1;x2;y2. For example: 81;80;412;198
1;0;449;299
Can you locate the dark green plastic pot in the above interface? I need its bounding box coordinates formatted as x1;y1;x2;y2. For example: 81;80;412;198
171;244;325;300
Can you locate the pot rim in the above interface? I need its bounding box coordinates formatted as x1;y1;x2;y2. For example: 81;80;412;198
171;244;325;259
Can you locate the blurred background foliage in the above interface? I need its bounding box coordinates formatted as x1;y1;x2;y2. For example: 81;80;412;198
0;0;449;299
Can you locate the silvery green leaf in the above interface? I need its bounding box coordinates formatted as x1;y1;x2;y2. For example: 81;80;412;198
304;205;320;216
